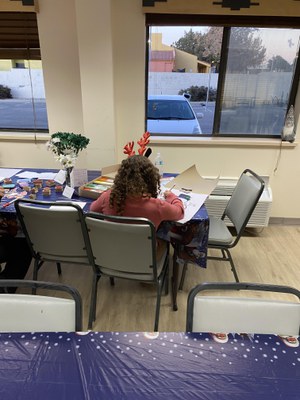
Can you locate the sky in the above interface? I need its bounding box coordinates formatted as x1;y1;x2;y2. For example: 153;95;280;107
151;26;208;46
151;26;300;64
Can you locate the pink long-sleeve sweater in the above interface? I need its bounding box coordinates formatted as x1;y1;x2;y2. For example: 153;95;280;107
89;190;184;229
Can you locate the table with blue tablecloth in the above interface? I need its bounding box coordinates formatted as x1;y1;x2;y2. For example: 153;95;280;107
0;168;98;236
0;331;298;399
157;204;209;311
0;168;209;310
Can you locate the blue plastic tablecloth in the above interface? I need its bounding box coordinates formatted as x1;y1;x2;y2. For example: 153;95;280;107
0;168;98;237
0;169;209;267
0;331;299;400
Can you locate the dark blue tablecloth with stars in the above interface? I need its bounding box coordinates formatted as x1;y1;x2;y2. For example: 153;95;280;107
156;173;209;268
0;169;209;268
0;331;299;400
0;168;97;238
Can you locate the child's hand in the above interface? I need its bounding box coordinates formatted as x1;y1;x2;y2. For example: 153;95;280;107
163;190;172;198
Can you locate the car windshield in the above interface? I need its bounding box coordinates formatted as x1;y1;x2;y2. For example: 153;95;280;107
147;99;195;120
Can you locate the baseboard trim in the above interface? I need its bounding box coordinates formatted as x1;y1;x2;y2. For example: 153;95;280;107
269;217;300;225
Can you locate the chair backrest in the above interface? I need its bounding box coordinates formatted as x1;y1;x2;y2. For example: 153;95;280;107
186;282;300;335
224;169;265;236
85;212;158;281
0;280;82;332
15;199;91;264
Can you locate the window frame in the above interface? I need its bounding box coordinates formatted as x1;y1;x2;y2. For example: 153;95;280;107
0;11;48;133
145;14;300;139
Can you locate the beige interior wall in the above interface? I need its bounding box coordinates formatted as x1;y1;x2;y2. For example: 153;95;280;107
111;0;146;158
0;0;299;218
148;141;300;218
37;0;83;135
75;0;117;170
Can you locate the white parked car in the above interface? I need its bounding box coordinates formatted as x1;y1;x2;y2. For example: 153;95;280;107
147;95;202;135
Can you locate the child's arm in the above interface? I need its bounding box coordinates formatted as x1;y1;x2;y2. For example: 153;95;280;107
159;192;184;221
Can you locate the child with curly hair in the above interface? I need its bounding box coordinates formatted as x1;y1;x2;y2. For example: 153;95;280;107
90;155;184;229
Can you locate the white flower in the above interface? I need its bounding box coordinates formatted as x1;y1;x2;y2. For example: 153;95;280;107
46;132;89;170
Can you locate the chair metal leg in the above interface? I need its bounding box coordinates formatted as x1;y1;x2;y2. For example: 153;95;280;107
224;248;239;283
178;262;188;291
56;262;62;275
154;260;169;331
171;246;179;311
32;259;43;294
154;282;163;332
207;248;239;283
164;264;169;296
88;273;101;330
163;253;169;296
33;260;39;281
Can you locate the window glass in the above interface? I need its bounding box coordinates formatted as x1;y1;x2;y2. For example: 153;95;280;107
147;26;220;135
0;59;48;131
146;25;300;138
220;28;300;136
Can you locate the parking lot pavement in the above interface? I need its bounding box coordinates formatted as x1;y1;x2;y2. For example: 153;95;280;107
191;101;215;134
191;101;285;136
0;99;48;130
0;99;284;136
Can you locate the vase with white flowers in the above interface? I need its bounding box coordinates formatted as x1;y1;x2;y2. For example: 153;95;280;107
46;132;90;186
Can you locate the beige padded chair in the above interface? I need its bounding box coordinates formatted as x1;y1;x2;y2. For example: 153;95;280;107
186;282;300;335
179;169;265;289
0;280;82;332
15;199;99;329
85;212;170;331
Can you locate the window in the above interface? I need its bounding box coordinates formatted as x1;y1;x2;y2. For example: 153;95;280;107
0;12;48;132
146;17;300;138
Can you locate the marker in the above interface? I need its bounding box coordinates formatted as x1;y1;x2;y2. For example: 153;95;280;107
1;197;19;208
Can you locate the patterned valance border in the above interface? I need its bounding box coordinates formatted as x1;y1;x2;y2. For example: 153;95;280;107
10;0;34;5
142;0;300;17
212;1;259;10
143;0;261;8
143;0;167;6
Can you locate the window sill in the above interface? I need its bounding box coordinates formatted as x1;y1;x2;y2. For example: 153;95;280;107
150;136;297;148
0;131;50;142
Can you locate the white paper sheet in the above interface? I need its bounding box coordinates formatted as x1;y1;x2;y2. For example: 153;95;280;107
62;185;74;198
165;165;219;195
0;168;22;178
73;169;88;187
172;189;208;224
16;171;57;179
50;201;86;210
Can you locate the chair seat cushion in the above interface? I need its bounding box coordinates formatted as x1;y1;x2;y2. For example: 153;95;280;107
208;216;233;246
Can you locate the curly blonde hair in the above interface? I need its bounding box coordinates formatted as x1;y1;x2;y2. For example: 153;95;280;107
109;155;161;215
